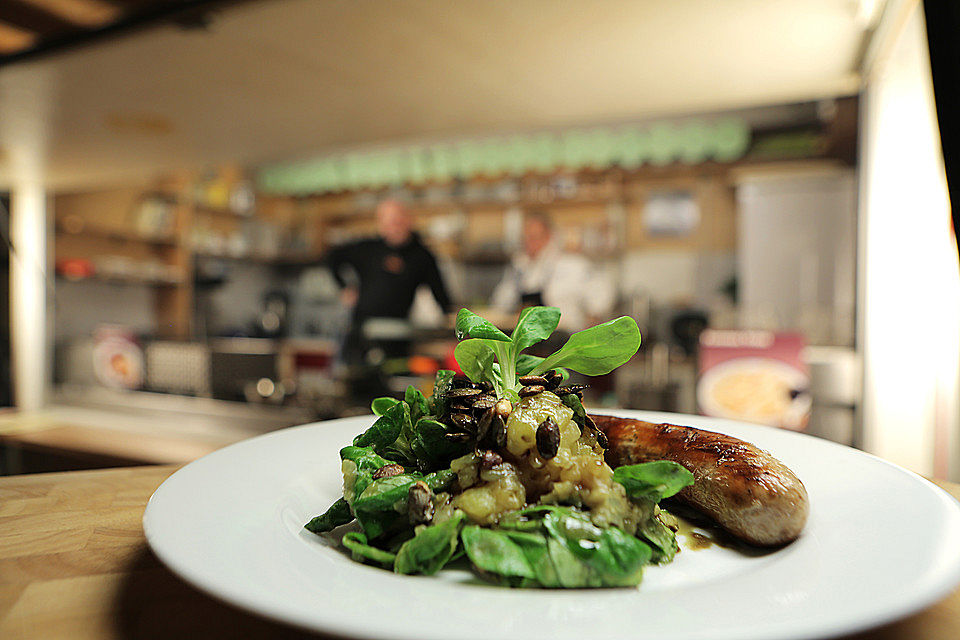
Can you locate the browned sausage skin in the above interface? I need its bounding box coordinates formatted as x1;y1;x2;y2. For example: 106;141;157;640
590;414;809;546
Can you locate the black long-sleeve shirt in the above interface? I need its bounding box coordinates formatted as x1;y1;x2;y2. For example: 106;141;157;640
327;233;452;321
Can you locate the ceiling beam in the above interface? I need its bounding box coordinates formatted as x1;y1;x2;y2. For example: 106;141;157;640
0;21;37;53
18;0;120;27
0;0;76;35
0;0;252;67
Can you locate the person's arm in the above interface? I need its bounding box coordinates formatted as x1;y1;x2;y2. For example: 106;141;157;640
325;243;351;288
326;242;361;306
422;250;453;312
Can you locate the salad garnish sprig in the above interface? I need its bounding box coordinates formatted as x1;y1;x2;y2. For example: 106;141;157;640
454;307;642;402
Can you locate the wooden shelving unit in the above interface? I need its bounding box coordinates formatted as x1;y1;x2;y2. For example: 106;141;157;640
57;273;185;287
193;250;323;265
52;168;330;339
52;158;841;340
266;163;744;264
55;174;195;339
192;205;252;219
55;223;179;247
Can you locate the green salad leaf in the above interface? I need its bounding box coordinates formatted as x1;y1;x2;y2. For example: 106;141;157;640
453;307;640;396
353;401;407;451
504;529;560;587
339;442;457;541
371;396;400;417
637;510;680;563
423;467;457;493
539;506;651;587
430;369;456;414
455;308;511;342
350;470;451;539
453;339;498;385
405;386;430;425
462;506;651;588
461;526;537;581
339;445;392;502
351;474;421;539
531;316;642;376
612;460;695;502
510;306;561;352
304;497;353;534
342;531;397;566
395;512;466;575
411;418;471;470
560;392;587;425
515;353;544;376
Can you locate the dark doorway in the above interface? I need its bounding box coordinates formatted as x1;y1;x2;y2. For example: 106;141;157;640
1;194;12;407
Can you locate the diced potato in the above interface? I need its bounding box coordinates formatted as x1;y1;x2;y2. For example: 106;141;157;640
452;462;526;525
341;460;358;503
451;452;480;490
505;392;576;458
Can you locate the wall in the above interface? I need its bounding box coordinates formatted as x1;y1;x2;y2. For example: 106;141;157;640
55;281;156;339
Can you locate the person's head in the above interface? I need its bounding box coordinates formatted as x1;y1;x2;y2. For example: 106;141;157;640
376;199;413;247
523;211;554;258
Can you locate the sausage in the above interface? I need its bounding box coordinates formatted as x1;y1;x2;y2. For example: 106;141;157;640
590;414;809;546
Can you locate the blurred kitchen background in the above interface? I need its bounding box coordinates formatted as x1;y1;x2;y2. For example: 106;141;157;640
0;0;957;480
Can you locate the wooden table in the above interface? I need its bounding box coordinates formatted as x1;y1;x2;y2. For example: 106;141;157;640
1;466;958;640
0;402;309;473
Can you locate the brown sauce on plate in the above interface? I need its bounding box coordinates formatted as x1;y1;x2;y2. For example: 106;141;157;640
668;502;775;557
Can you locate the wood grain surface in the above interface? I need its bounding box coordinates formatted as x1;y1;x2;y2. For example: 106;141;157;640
0;465;958;640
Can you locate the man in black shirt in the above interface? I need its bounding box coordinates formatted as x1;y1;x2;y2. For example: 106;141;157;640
328;199;452;361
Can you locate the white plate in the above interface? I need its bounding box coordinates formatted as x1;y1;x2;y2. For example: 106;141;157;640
697;358;811;429
143;410;960;640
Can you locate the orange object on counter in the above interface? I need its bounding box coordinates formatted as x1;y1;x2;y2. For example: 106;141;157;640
56;258;95;280
408;355;439;377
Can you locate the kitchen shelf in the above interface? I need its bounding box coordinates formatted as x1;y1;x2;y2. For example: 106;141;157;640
56;272;185;287
193;250;324;266
193;205;254;219
56;223;178;246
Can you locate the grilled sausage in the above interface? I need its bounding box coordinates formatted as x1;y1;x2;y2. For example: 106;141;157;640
590;414;809;546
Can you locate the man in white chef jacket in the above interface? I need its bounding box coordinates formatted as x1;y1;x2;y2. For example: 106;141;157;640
491;211;616;332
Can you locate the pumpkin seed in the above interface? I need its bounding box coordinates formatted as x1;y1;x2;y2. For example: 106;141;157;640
407;481;434;525
372;463;405;480
491;415;508;449
447;387;483;398
470;394;496;411
536;416;560;459
479;449;503;470
542;369;563;389
451;378;492;391
475;407;494;443
584;415;608;449
450;412;477;433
